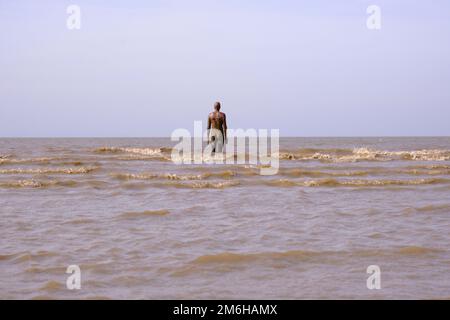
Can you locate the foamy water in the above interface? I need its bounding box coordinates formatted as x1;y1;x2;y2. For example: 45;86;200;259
1;137;450;299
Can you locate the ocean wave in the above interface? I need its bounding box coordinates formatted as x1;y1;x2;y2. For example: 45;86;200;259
264;178;449;188
407;164;450;170
62;218;96;225
166;181;240;189
192;250;321;264
118;210;170;219
280;168;369;178
0;179;79;189
197;165;450;178
173;247;450;277
201;170;237;179
0;250;58;263
2;176;446;190
112;172;157;180
91;146;450;163
400;169;450;176
186;246;443;266
353;148;450;161
0;155;96;167
275;148;450;162
118;179;241;190
112;170;237;181
0;157;56;165
280;168;450;178
112;172;200;181
95;146;171;155
395;246;443;255
166;153;242;163
116;155;171;161
281;165;450;178
111;176;450;189
413;204;450;213
101;147;262;163
94;147;173;162
0;167;98;175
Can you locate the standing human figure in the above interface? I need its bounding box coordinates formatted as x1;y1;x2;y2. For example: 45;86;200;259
207;102;227;153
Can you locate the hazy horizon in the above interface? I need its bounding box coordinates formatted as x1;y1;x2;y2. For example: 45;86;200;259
1;0;450;137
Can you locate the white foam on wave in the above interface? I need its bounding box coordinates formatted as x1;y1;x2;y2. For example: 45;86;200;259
274;148;450;162
0;167;97;175
95;147;165;155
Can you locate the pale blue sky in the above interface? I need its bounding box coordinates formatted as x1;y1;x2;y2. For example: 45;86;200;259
1;0;449;136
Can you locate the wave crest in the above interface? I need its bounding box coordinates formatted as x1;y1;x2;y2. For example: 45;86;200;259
0;157;57;165
95;147;170;155
118;210;170;219
265;178;449;188
0;167;97;175
0;179;78;189
275;148;450;162
191;246;443;266
413;204;450;213
168;181;240;189
112;170;237;181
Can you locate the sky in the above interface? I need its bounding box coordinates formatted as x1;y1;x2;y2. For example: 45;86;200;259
1;0;450;137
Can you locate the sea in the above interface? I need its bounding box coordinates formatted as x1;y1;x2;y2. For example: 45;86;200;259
1;137;450;299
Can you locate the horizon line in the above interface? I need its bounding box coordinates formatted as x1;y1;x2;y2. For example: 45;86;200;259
1;136;450;139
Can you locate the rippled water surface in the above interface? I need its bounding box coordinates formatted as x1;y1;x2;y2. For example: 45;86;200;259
1;137;450;299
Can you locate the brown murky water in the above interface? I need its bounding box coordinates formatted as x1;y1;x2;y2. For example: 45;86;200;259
1;137;450;299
